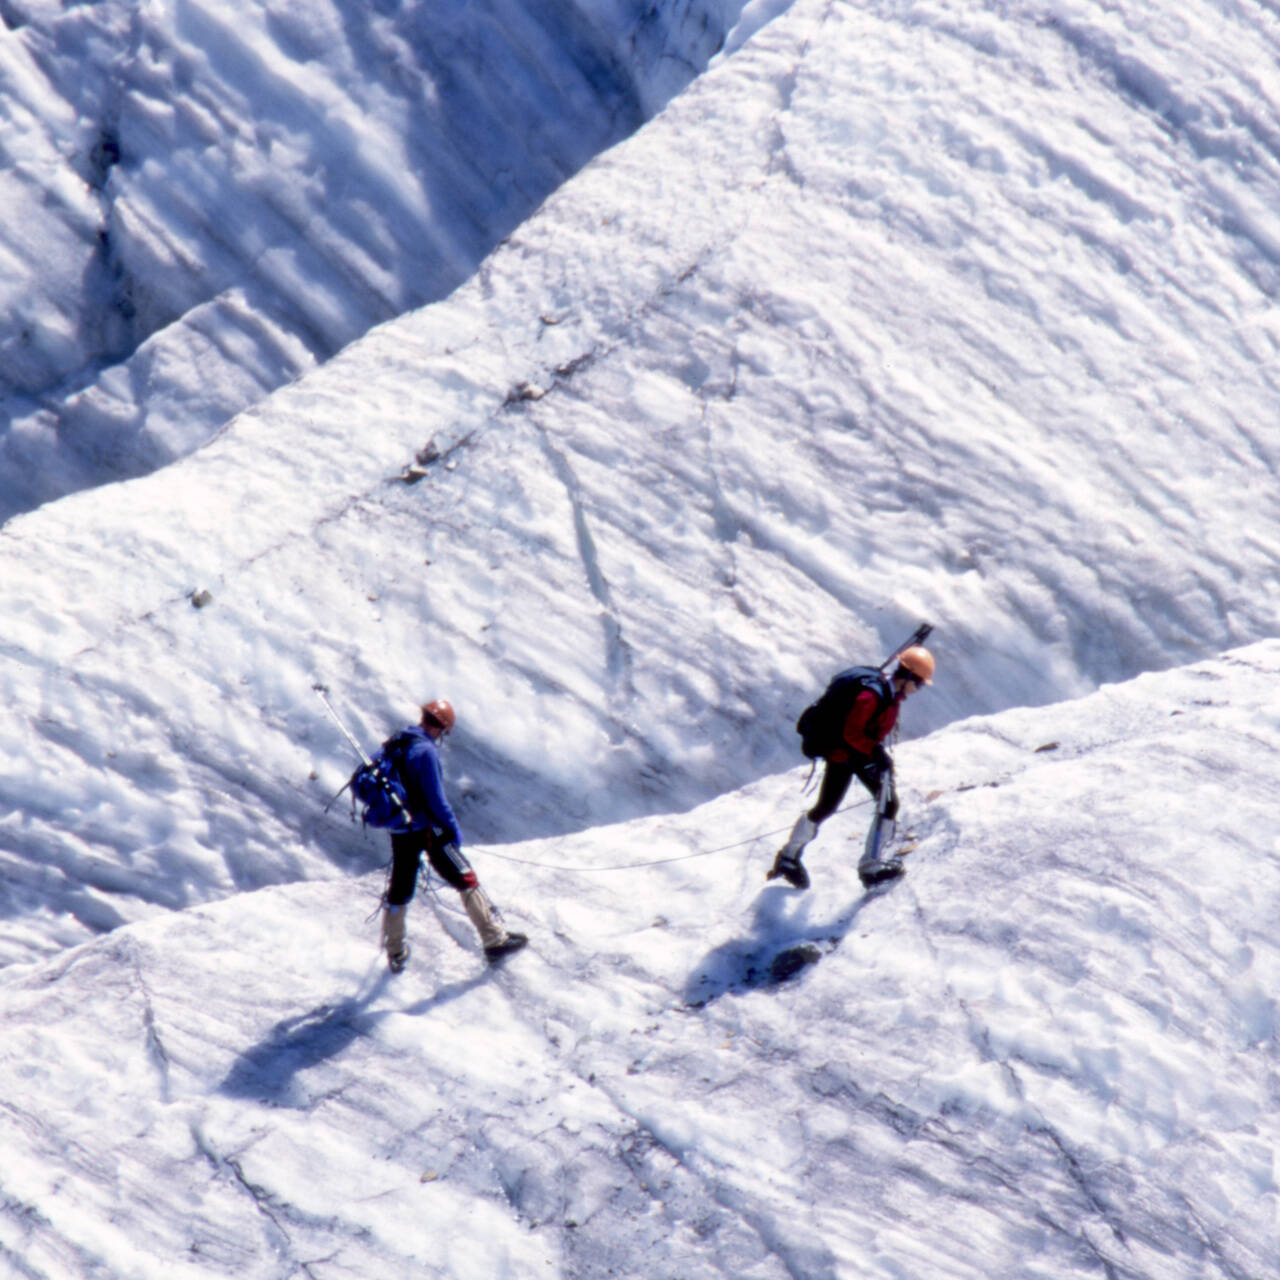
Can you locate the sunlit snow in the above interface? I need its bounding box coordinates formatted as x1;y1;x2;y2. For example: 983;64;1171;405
1;0;1277;1276
4;648;1278;1278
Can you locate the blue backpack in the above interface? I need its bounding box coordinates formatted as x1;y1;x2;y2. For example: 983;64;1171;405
795;666;892;759
349;731;420;831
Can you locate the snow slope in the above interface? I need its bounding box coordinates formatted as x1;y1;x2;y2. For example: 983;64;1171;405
0;0;747;519
1;0;1278;968
2;2;1279;1274
1;644;1276;1279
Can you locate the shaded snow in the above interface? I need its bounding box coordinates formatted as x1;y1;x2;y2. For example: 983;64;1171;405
0;0;749;519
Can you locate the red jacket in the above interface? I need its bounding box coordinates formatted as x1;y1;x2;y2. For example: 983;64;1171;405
828;689;899;762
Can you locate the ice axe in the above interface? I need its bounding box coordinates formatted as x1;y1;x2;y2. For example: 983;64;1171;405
879;621;933;672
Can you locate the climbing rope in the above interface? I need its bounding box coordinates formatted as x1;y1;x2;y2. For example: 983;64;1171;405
348;784;877;883
472;796;874;874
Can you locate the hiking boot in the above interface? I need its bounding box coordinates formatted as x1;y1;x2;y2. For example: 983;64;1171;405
463;886;527;961
766;814;816;889
484;932;529;963
859;856;904;887
766;852;810;890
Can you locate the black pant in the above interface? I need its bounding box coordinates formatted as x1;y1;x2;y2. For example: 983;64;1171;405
807;747;896;825
386;828;478;906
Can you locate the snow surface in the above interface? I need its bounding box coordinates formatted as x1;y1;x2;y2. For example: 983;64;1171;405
1;0;1278;1275
3;646;1278;1279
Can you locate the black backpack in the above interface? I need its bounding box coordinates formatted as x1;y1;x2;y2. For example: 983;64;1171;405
795;666;892;759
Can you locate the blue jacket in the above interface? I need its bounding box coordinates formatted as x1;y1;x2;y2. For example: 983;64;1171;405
395;726;462;845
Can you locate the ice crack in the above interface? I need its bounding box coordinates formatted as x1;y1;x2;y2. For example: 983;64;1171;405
535;427;634;698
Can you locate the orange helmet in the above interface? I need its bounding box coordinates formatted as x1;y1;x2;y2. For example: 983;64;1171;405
420;699;456;734
897;646;935;685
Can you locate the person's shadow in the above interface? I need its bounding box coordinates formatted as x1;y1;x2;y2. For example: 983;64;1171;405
219;964;491;1107
683;881;878;1007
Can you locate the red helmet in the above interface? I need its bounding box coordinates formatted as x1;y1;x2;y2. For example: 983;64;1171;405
420;699;456;734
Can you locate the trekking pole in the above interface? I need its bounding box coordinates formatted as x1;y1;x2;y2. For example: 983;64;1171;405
312;683;370;815
312;683;373;766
